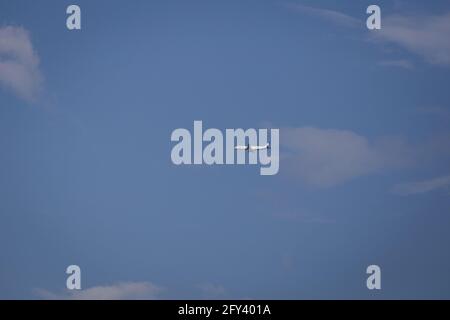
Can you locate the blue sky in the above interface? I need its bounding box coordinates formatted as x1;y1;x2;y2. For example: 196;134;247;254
1;0;450;299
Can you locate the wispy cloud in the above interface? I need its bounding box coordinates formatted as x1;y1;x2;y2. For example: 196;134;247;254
287;3;360;28
373;12;450;66
281;127;414;187
416;106;450;119
391;175;450;196
34;282;163;300
0;26;43;102
273;210;336;224
378;59;414;69
287;4;450;67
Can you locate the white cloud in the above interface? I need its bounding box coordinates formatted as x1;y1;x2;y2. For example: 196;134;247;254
282;127;413;187
34;282;163;300
391;175;450;196
287;3;360;28
374;12;450;66
0;26;43;102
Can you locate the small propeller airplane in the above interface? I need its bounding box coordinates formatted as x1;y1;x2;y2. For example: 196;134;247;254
234;143;270;152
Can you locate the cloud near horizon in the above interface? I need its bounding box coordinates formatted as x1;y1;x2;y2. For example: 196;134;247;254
197;283;227;299
0;26;43;102
34;282;163;300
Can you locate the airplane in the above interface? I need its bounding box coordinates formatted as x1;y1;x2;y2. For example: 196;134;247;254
234;143;270;152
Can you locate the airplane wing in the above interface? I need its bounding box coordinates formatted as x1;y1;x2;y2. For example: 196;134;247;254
249;145;268;151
